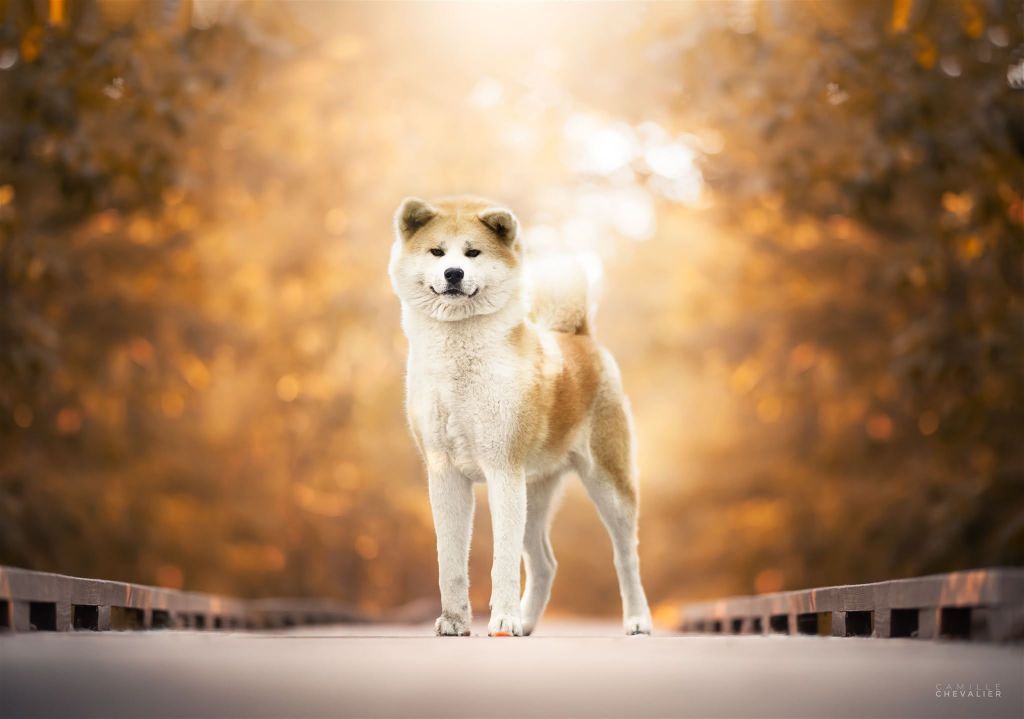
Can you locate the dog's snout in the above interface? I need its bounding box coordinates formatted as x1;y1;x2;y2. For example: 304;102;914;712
444;267;464;284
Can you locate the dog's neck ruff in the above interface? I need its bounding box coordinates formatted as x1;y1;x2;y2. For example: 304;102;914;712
402;295;526;369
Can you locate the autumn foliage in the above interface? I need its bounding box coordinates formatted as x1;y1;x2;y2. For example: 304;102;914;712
1;0;1021;617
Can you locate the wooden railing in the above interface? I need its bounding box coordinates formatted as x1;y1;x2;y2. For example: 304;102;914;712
0;565;365;632
4;564;1021;640
676;567;1024;642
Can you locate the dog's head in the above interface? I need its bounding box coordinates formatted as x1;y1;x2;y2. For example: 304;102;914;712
389;195;522;322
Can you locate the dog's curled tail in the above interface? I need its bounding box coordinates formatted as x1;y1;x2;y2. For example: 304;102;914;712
525;254;601;336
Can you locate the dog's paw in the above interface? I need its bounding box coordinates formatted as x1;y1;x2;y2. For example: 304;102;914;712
624;615;653;636
488;612;524;637
435;612;471;636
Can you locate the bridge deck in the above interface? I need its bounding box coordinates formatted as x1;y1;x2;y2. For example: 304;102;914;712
1;621;1021;718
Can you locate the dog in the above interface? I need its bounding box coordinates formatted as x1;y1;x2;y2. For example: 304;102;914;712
389;195;652;636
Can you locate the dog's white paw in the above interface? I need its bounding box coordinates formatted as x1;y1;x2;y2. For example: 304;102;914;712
435;612;471;636
624;615;653;636
488;612;524;637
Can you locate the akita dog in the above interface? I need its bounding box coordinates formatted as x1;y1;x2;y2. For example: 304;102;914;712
389;195;652;636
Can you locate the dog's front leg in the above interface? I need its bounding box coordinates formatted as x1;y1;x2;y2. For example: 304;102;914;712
484;466;527;636
428;466;474;636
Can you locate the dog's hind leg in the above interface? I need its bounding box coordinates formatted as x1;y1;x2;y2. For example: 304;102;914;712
577;463;652;635
577;402;653;635
520;474;564;636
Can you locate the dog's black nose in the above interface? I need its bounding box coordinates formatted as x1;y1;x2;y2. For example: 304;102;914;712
444;267;464;283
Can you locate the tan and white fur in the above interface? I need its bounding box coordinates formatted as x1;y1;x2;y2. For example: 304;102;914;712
389;195;652;637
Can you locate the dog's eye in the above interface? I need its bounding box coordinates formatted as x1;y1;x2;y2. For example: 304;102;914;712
465;249;481;258
429;248;444;257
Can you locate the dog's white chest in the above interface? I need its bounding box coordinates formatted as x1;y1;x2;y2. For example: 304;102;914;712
407;342;519;479
408;377;488;480
442;408;484;479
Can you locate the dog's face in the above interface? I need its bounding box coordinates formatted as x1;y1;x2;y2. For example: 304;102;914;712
389;196;522;322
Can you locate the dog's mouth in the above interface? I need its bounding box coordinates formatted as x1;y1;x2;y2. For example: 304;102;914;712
430;286;479;298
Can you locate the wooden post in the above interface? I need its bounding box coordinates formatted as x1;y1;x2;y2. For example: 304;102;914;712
12;601;31;631
97;605;111;631
986;606;1023;643
917;608;939;639
55;602;73;631
831;611;847;637
872;609;891;638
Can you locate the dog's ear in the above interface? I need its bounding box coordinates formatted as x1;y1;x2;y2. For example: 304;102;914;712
395;197;438;240
477;207;519;246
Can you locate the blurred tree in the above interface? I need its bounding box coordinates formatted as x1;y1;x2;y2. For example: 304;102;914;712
0;0;437;605
642;0;1024;599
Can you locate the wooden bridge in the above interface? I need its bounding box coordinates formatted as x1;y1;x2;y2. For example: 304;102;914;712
1;565;1022;718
